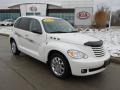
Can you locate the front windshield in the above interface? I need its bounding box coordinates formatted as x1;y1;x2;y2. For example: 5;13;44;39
42;18;77;33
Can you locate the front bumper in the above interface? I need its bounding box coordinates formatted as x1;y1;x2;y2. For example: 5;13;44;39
69;54;110;76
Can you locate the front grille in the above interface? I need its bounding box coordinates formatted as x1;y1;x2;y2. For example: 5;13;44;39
92;46;105;57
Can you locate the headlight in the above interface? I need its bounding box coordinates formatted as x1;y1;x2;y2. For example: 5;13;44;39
67;50;88;59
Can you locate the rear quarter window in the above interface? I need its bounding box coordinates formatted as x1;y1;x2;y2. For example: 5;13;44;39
14;18;31;31
14;18;21;28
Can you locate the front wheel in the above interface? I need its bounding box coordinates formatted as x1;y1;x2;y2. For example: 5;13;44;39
49;53;71;79
11;40;20;55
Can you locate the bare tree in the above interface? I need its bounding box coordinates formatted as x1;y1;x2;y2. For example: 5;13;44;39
94;5;109;29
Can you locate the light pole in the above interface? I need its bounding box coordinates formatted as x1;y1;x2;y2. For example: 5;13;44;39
109;9;112;29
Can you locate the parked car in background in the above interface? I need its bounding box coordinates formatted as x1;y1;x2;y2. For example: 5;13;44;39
9;16;110;79
0;19;14;26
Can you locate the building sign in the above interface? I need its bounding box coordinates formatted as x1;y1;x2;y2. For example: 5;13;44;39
20;4;47;16
77;11;90;19
75;7;93;26
30;6;37;12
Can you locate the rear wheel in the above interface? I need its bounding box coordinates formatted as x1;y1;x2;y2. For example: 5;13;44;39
49;53;71;79
11;40;20;55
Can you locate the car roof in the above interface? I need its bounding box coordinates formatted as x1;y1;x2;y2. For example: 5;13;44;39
20;16;61;20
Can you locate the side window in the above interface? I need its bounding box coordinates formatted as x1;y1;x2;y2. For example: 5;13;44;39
14;18;21;28
18;18;31;31
29;19;42;33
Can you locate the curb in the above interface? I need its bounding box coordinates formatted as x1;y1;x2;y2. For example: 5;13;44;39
0;33;9;37
111;57;120;64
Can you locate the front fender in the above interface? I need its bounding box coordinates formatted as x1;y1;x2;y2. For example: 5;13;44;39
44;41;80;63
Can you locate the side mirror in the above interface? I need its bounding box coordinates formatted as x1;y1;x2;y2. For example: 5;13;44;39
32;29;42;34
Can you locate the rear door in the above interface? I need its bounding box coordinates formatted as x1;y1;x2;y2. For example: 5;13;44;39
14;17;31;52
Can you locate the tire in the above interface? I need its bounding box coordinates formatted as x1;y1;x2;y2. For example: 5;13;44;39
11;40;20;55
49;53;71;79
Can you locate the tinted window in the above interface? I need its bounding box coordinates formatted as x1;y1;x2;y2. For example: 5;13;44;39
18;18;31;31
30;19;42;33
14;18;21;28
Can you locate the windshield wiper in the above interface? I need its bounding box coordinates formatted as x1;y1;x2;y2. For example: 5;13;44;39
49;31;68;33
69;31;79;33
49;30;79;33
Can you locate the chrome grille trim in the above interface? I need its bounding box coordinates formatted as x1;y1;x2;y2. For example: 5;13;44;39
92;46;105;57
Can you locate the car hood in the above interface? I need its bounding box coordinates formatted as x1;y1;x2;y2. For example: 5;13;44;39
47;33;100;45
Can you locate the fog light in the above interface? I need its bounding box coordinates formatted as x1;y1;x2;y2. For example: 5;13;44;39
81;69;87;73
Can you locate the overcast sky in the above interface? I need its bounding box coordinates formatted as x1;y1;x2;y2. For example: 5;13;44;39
94;0;120;11
0;0;120;11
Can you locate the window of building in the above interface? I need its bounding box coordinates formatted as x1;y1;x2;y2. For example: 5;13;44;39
48;9;74;25
26;12;41;16
0;9;20;21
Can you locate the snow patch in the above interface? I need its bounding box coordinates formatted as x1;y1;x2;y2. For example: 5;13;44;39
80;28;120;57
0;27;12;35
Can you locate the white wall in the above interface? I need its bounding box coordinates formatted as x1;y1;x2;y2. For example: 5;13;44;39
20;4;47;16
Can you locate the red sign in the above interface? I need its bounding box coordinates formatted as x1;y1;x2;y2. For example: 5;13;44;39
77;11;90;19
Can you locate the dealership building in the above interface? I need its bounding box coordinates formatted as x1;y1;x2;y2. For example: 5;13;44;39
0;0;94;26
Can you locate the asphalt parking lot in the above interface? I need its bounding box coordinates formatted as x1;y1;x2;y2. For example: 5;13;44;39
0;35;120;90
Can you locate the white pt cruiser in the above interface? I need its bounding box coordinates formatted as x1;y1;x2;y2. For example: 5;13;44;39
10;16;110;79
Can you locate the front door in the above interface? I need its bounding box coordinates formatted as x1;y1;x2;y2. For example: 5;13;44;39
24;18;46;60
